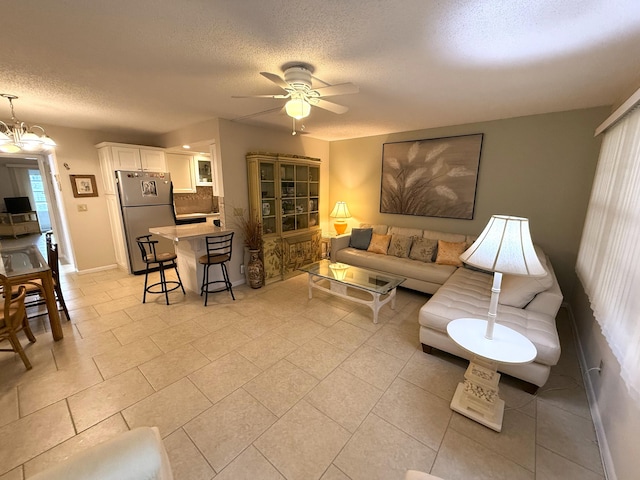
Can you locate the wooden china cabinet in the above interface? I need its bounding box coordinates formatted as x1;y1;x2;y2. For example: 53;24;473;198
247;152;322;284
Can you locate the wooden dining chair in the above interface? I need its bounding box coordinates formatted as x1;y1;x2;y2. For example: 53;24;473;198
0;273;36;370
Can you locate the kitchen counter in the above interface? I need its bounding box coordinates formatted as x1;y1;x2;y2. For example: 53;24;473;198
175;212;220;220
149;223;234;294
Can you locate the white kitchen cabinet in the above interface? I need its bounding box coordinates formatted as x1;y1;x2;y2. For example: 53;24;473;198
166;153;197;193
104;194;128;269
96;142;167;194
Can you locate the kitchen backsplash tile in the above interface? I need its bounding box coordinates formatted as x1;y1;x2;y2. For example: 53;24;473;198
174;187;218;214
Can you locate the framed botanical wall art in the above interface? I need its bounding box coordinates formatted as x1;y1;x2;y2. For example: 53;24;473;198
380;133;483;219
70;174;99;198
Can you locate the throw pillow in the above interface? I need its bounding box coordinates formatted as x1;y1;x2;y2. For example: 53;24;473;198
499;248;554;308
367;233;392;254
409;237;438;262
435;240;466;266
387;234;413;258
349;228;373;250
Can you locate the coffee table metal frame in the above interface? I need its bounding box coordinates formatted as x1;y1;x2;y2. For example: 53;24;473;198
299;260;406;324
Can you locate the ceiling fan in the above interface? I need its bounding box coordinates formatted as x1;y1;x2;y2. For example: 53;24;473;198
233;64;358;133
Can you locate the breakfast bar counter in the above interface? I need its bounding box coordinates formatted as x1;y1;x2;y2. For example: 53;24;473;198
149;223;233;293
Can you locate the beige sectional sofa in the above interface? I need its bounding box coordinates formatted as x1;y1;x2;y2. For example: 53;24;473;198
330;223;563;390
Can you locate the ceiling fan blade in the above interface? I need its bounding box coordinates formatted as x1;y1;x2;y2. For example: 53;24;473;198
260;72;290;90
232;106;285;122
312;83;359;97
313;98;349;114
232;94;289;99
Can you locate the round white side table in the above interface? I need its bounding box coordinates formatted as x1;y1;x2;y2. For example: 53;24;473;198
447;318;537;432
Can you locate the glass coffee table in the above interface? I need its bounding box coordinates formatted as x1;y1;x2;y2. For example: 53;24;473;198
299;260;406;324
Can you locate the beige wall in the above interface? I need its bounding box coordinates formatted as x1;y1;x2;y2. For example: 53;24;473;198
571;283;639;480
329;107;609;295
44;124;159;271
216;119;330;284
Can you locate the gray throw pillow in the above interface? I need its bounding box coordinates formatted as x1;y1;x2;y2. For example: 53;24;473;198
409;237;438;262
388;234;413;258
349;228;373;250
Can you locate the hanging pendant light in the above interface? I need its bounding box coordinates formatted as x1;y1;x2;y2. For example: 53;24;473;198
0;94;56;153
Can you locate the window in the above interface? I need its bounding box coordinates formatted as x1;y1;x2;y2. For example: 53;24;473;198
576;105;640;401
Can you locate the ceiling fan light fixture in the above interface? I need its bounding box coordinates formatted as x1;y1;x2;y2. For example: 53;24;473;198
285;97;311;120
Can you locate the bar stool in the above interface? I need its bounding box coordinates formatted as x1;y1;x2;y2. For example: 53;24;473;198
135;235;185;305
198;232;235;306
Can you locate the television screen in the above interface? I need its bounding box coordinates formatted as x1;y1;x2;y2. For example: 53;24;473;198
4;197;32;214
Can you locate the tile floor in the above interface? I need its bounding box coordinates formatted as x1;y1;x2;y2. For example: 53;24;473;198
0;263;606;480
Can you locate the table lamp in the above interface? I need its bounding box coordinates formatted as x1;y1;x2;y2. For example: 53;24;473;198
330;201;351;235
459;215;546;340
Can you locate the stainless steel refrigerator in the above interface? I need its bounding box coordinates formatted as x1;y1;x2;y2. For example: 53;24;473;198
116;170;176;274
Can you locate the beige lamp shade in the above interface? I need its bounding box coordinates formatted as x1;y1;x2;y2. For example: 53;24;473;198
460;215;545;276
330;201;351;235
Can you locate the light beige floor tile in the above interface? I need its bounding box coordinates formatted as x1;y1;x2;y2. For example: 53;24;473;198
150;320;209;353
320;465;351;480
23;414;129;477
79;279;125;297
306;368;383;433
0;401;75;475
215;445;285;480
106;284;142;300
93;337;163;379
255;400;351;480
431;429;533;480
67;305;99;322
340;345;406;390
156;303;212;326
237;332;298;369
191;325;252;361
271;318;327;345
122;377;211;437
535;445;605;480
74;310;133;338
233;314;289;339
184;388;277;472
0;347;58;390
139;344;210;391
499;378;538;419
286;338;350;380
94;295;141;315
373;378;451;451
65;292;112;311
450;407;536;471
124;301;175;321
18;361;103;416
334;414;435;480
0;467;22;480
244;360;318;417
399;349;466;401
0;388;18;428
68;368;154;432
111;315;170;345
192;306;243;333
536;401;604;475
537;374;592;420
317;321;373;353
302;302;351;327
189;351;261;404
163;428;215;480
365;324;418;360
51;330;121;370
340;308;386;333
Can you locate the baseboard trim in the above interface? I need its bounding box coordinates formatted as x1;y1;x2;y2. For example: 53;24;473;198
75;264;120;275
563;302;616;480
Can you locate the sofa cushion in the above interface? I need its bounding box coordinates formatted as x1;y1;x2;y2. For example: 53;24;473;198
388;226;424;238
435;240;466;266
409;237;438;262
499;247;554;308
349;228;373;250
367;233;391;254
388;234;414;258
360;223;389;235
423;230;467;243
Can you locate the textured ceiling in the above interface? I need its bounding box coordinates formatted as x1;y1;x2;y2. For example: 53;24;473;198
2;1;640;141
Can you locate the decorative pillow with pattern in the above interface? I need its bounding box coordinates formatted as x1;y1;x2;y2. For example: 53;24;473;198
367;233;392;254
435;240;467;266
409;237;438;262
387;234;413;258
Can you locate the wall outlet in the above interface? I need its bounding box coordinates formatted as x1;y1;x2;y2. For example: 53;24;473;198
77;204;88;212
240;264;245;274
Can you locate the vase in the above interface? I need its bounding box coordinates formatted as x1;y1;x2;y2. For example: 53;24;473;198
247;249;264;289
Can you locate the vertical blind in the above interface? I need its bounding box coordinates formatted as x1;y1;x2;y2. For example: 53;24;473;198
576;106;640;401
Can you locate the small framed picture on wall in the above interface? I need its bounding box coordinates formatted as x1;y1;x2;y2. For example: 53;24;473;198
70;174;99;198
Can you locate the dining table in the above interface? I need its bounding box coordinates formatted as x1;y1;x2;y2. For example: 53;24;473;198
0;243;63;341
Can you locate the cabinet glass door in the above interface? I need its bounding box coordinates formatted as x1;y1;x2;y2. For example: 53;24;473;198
260;162;277;235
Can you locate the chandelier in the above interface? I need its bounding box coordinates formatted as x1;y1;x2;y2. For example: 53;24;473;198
0;94;56;153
